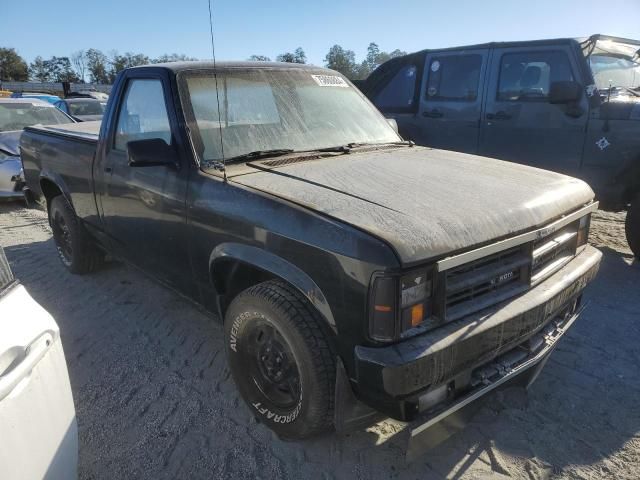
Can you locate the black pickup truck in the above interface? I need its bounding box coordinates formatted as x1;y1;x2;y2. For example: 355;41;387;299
359;34;640;258
21;61;602;451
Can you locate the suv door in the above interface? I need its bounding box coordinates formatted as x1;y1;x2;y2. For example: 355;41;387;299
96;74;192;292
0;247;77;480
479;46;589;174
416;49;488;153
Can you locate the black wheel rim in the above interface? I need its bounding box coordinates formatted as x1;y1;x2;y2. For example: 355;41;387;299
52;211;72;265
241;321;301;409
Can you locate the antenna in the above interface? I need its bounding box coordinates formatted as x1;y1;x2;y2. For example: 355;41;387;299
208;0;227;181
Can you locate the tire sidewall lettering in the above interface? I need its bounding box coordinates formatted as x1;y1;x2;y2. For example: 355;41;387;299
252;393;303;424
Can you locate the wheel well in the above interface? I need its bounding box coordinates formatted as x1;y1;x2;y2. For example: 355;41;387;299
212;259;275;316
620;158;640;205
40;178;63;210
623;184;640;205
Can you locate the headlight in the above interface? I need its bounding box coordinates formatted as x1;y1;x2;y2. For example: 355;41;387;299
400;271;432;332
369;268;433;342
576;214;591;248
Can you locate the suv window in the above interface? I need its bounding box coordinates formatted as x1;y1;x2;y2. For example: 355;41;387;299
114;79;172;151
375;64;418;111
425;55;482;101
497;51;574;101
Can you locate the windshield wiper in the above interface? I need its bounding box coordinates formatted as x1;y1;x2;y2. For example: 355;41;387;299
223;149;295;164
315;140;414;152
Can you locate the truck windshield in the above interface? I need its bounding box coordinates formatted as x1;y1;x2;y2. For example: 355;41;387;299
584;38;640;91
0;102;72;132
179;69;400;163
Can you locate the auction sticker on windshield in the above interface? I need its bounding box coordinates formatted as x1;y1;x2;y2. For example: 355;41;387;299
311;75;349;87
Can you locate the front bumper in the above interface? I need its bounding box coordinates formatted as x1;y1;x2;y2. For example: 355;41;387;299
354;245;602;421
405;307;579;459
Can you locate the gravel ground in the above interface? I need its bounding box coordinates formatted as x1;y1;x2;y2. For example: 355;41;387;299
1;202;639;480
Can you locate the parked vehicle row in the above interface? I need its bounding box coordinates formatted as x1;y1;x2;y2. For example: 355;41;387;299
0;98;74;200
9;91;107;122
54;98;106;122
358;34;640;258
21;61;601;453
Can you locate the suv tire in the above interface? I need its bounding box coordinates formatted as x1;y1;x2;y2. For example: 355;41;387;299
224;280;335;439
49;195;103;274
626;196;640;259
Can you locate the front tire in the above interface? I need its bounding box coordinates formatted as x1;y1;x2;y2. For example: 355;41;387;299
49;195;103;274
224;280;335;439
626;196;640;259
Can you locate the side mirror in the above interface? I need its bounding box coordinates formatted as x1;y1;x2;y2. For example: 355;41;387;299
127;138;176;168
549;81;583;104
386;118;399;134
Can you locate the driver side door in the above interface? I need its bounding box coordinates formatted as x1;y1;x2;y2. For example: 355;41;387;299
97;75;192;292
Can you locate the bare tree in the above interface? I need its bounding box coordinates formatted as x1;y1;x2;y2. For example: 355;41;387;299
71;50;87;82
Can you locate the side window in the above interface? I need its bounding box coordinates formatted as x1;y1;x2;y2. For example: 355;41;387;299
425;55;482;101
497;51;574;101
114;79;171;151
374;64;418;111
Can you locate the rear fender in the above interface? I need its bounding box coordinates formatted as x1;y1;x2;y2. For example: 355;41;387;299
39;170;73;214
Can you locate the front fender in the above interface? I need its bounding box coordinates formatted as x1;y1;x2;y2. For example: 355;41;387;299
209;243;336;331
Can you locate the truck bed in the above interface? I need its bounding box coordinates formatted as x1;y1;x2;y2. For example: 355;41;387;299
21;122;100;221
25;121;101;144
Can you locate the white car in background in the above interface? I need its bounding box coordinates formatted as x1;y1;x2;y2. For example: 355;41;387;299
0;246;77;479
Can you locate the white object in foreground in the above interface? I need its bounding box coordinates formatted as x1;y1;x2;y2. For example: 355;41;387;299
0;250;77;480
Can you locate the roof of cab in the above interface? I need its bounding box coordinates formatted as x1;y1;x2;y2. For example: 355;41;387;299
131;61;326;73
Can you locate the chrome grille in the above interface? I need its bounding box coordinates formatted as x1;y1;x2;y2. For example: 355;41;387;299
438;219;582;322
531;222;579;284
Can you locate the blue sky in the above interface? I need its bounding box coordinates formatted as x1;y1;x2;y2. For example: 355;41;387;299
5;0;640;66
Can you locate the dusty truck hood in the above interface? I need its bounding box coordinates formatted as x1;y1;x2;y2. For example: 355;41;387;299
231;147;595;265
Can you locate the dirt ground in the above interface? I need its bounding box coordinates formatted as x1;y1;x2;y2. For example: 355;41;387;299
1;203;638;480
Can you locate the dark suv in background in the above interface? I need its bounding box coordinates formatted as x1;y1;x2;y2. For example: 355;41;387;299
359;35;640;258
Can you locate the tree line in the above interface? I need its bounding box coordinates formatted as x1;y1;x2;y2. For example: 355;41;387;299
249;43;407;80
0;42;406;84
0;48;198;83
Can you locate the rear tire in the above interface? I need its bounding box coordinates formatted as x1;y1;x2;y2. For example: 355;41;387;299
626;196;640;259
49;195;103;274
224;280;335;439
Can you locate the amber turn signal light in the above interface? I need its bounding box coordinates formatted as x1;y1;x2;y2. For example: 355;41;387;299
410;304;424;327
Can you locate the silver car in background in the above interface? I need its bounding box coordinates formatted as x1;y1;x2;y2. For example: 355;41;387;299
0;98;74;200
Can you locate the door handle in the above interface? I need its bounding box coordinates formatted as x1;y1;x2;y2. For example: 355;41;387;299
422;109;444;118
0;332;54;401
486;111;512;120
